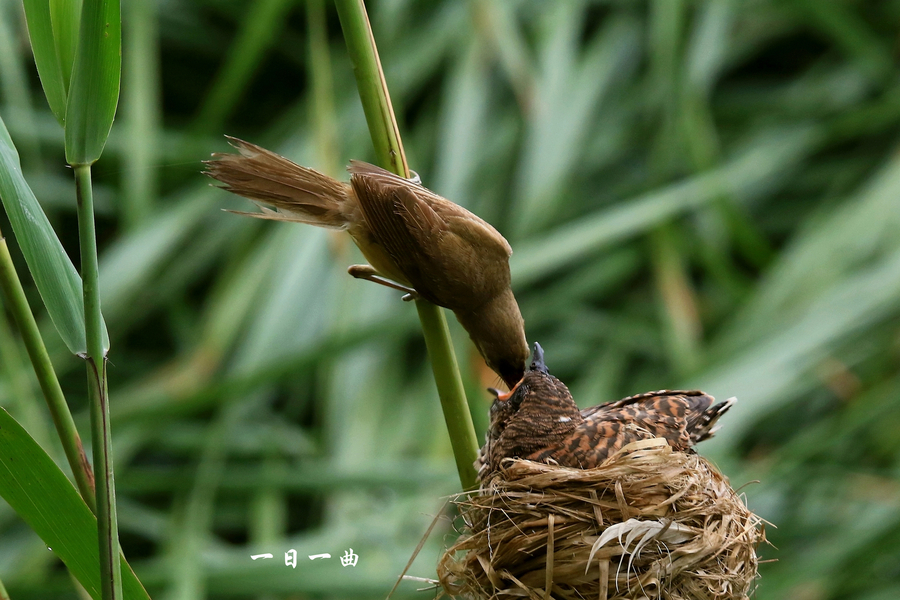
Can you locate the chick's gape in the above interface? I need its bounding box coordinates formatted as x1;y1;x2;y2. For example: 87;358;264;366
205;138;529;388
477;343;736;481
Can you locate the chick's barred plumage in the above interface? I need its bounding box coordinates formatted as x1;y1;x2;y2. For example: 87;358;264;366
477;343;735;481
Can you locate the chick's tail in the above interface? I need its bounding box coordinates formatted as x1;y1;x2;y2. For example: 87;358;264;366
687;396;737;444
204;136;355;229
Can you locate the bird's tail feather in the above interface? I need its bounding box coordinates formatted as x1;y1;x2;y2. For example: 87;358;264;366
205;137;353;230
689;396;737;444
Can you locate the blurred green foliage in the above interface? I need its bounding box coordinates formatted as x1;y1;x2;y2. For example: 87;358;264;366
1;0;899;598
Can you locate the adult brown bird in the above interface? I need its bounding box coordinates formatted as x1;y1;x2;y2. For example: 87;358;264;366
476;343;735;481
204;137;529;388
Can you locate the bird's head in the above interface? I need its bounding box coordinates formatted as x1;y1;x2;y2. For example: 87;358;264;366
487;343;577;425
488;342;547;400
456;288;529;389
484;343;582;468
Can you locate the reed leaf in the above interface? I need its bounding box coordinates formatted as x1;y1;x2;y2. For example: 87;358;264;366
0;115;109;354
0;409;149;600
64;0;120;165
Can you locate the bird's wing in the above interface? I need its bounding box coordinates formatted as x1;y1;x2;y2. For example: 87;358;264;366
348;161;511;307
527;417;659;469
524;389;733;471
579;390;716;452
347;163;438;300
580;390;709;419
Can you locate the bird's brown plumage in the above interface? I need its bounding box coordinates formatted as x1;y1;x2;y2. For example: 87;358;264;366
477;343;735;481
204;138;529;387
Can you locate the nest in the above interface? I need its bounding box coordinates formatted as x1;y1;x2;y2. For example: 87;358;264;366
438;439;765;600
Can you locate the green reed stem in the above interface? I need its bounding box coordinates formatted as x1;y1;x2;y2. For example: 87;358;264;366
74;164;122;600
333;0;409;178
333;0;479;489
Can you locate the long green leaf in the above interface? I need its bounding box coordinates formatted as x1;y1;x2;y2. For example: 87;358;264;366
65;0;121;165
0;114;108;354
21;0;75;125
0;408;149;600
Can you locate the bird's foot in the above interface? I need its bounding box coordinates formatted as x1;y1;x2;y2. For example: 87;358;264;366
347;264;418;298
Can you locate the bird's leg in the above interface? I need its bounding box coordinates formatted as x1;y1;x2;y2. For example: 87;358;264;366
347;264;420;299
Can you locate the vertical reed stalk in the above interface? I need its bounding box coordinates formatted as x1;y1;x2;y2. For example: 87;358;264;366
74;164;122;600
333;0;479;489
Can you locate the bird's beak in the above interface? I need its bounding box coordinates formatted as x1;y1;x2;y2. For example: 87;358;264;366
488;379;522;401
530;342;547;373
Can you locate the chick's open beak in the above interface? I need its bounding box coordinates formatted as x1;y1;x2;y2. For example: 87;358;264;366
488;378;523;402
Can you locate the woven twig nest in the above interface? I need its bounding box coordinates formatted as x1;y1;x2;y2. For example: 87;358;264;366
438;439;765;600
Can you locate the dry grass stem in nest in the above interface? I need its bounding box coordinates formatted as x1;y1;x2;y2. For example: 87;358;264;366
438;438;765;600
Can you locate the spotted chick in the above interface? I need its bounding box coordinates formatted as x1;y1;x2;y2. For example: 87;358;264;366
477;343;735;481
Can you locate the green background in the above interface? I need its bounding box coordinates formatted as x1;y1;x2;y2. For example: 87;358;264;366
1;0;899;598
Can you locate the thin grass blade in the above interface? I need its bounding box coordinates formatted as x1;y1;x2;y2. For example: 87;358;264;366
193;0;294;133
121;0;160;229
